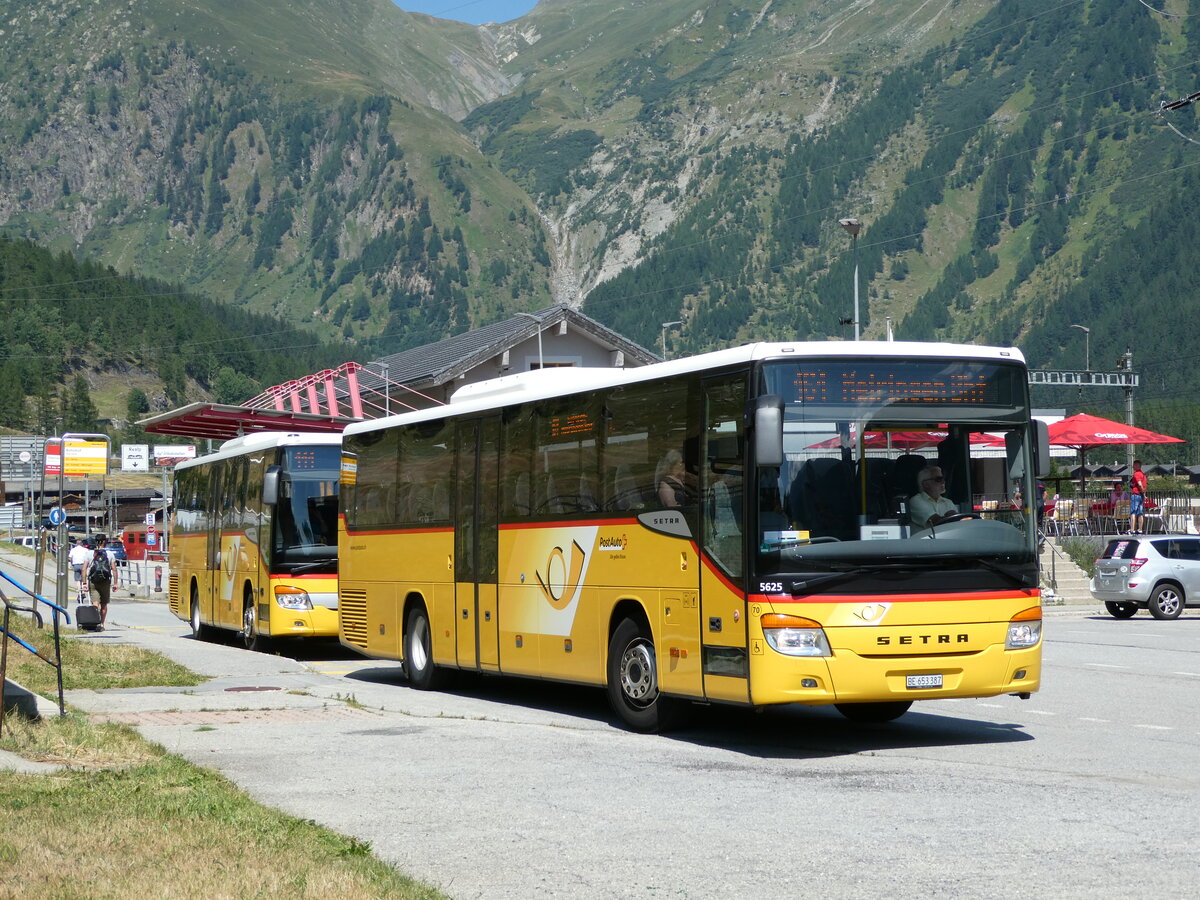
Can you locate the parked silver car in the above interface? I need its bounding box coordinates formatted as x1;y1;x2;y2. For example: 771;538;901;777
1091;535;1200;619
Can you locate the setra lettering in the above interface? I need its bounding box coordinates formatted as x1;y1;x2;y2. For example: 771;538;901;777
876;633;970;646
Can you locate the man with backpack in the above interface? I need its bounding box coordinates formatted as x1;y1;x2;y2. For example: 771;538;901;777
87;541;113;631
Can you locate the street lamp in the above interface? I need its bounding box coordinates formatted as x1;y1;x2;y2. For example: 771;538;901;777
661;321;682;360
515;312;545;369
1070;324;1090;371
838;217;862;340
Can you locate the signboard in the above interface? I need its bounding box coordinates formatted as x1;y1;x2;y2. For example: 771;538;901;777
153;444;197;467
44;441;108;477
122;444;150;472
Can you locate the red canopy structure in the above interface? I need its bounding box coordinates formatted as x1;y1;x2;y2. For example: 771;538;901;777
1047;413;1185;448
1047;413;1184;489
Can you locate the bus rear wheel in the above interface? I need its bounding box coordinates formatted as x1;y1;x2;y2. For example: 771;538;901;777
405;605;449;690
607;618;675;733
835;701;913;723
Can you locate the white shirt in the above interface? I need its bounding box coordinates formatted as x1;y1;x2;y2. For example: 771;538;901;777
68;544;92;568
909;491;957;529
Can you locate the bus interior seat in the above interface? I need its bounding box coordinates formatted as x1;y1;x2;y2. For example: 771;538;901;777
576;473;599;512
608;464;643;510
787;457;856;540
431;481;450;520
538;473;563;514
890;453;928;518
857;457;895;521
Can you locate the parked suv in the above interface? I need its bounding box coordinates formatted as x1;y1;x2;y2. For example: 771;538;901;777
1091;535;1200;619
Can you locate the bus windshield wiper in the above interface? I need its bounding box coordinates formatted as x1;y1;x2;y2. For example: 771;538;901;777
918;553;1034;587
788;563;915;594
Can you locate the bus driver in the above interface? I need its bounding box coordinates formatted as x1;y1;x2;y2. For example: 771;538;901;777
909;465;956;529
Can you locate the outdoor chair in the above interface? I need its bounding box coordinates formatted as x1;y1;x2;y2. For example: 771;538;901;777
1108;500;1131;535
1070;500;1092;536
1043;502;1059;537
1142;499;1168;534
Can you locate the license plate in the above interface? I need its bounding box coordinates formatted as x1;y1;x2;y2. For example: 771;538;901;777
906;673;943;689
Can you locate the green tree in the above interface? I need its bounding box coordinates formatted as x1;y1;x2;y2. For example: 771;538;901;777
64;376;99;432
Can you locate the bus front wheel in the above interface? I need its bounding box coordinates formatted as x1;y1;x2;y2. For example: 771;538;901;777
607;618;674;733
405;606;448;690
241;594;269;652
189;587;210;642
835;700;913;723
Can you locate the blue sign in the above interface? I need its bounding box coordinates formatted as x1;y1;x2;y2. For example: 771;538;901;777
146;533;157;546
48;507;66;526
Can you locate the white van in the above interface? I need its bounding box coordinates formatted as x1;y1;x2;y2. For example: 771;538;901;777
9;536;39;549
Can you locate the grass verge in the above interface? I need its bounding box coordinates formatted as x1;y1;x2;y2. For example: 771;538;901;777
0;616;446;900
1;611;205;694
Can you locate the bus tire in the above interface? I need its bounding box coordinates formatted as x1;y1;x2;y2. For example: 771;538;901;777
189;586;210;642
405;605;449;690
835;700;913;723
607;617;674;733
241;593;270;652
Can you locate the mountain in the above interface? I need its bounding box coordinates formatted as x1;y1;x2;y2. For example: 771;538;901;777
3;0;1200;447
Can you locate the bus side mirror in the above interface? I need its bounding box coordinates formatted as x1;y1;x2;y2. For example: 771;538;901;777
754;395;784;467
262;466;281;506
1033;420;1051;478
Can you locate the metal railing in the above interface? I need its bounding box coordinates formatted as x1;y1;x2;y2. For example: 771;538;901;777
0;569;69;734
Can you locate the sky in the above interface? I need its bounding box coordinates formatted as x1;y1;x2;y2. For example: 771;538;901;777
393;0;539;26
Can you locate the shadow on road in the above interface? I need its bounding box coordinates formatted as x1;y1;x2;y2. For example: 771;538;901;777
341;664;1034;759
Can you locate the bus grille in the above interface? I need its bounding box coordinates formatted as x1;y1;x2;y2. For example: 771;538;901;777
168;574;182;617
340;588;368;648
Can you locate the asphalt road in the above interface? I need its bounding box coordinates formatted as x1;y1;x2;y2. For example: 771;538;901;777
47;598;1200;899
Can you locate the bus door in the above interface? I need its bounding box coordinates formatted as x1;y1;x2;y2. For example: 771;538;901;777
699;375;750;704
454;417;501;671
204;462;224;627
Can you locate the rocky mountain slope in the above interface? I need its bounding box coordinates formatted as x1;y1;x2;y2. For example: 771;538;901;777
3;0;1200;442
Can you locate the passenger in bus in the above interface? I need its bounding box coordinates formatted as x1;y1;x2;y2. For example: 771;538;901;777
909;465;957;529
656;449;693;507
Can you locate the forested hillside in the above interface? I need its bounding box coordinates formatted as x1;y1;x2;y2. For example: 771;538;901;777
0;236;349;434
4;0;1200;449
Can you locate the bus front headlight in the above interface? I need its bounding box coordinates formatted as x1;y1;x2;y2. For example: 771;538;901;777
761;614;832;657
274;585;313;611
1006;607;1042;649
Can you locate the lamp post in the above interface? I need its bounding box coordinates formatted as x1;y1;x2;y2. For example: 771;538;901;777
838;217;862;340
515;312;544;369
661;321;682;360
1070;324;1090;371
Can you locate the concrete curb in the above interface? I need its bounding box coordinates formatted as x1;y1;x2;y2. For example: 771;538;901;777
2;677;62;721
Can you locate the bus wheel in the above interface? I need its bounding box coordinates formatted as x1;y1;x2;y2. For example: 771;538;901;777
241;597;269;652
189;587;209;642
405;605;448;690
607;618;673;733
835;701;913;723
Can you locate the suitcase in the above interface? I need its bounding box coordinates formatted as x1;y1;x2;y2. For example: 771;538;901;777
75;603;102;631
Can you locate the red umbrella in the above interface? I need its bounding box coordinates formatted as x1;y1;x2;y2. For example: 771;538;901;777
1047;413;1184;490
1047;413;1185;448
806;430;1002;450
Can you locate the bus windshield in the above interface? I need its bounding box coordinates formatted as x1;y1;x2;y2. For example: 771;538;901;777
273;446;341;572
756;358;1039;577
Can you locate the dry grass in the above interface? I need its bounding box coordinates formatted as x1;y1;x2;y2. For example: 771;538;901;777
0;618;446;900
0;714;445;898
2;611;204;694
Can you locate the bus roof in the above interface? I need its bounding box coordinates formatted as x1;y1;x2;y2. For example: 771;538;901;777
343;340;1026;439
174;431;342;471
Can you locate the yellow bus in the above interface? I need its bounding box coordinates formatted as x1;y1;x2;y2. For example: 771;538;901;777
339;342;1048;730
169;431;341;650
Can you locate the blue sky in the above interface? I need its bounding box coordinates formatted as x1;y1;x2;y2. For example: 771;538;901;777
393;1;538;25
